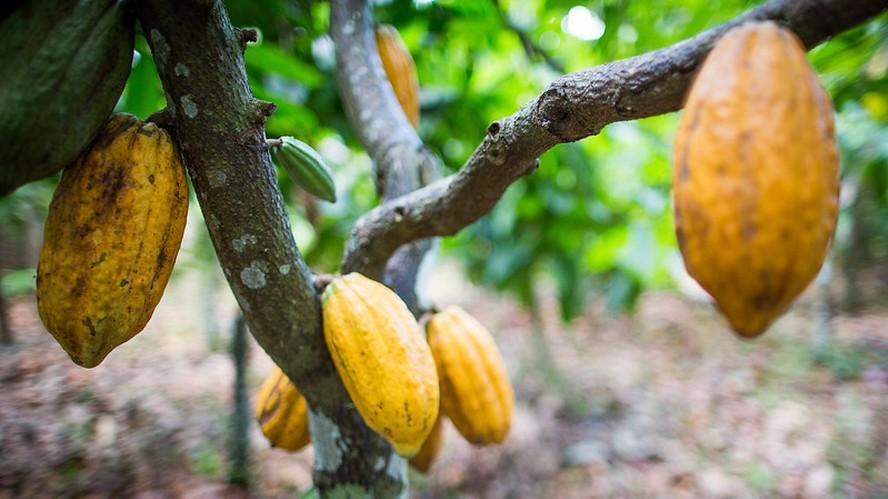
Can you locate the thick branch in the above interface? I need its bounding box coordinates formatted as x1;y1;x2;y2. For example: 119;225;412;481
331;0;442;304
342;0;888;277
135;2;401;497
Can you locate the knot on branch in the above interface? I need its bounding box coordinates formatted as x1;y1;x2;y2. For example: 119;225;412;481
537;86;584;141
484;141;507;166
249;98;277;126
146;108;177;134
237;27;259;51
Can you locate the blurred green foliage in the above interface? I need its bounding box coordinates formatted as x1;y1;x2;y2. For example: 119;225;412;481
2;1;886;321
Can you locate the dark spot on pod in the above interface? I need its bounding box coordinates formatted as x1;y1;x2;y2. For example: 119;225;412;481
82;316;97;337
148;174;155;185
99;165;127;206
72;276;87;298
90;253;107;269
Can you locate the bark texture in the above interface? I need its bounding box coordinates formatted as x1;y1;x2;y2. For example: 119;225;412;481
135;1;403;497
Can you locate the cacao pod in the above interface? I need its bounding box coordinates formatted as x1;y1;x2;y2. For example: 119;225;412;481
271;137;337;202
37;114;189;367
255;367;311;451
673;22;839;338
375;24;421;129
0;0;134;195
409;414;444;473
322;273;439;457
427;306;513;445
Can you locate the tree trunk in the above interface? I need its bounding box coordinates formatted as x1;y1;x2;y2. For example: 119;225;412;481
0;275;12;346
202;269;221;352
810;257;833;362
842;182;871;312
228;314;250;487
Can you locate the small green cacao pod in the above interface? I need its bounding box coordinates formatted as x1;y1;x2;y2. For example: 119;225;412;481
271;137;337;203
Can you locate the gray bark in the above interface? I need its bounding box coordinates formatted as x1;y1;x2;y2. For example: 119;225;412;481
134;2;402;497
0;275;11;346
227;314;250;487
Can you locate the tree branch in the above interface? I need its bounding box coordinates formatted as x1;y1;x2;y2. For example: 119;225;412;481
135;2;402;497
492;0;565;73
331;0;443;309
341;0;888;278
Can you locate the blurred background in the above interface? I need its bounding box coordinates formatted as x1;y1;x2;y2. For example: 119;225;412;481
1;0;887;497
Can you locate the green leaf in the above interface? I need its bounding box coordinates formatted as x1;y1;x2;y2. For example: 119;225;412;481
245;43;324;88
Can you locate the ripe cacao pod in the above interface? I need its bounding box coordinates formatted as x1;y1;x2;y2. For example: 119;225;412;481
255;367;311;451
375;24;421;129
427;306;513;445
271;137;337;202
37;114;189;367
409;414;444;473
0;0;134;195
322;272;439;457
673;22;839;338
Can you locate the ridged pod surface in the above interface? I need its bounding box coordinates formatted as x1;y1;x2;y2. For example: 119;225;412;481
322;273;439;457
375;24;421;129
427;306;513;445
0;0;134;195
271;136;337;202
255;367;311;451
409;414;445;473
673;22;839;337
37;114;189;367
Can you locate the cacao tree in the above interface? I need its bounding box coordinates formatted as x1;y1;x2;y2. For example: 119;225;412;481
2;0;887;497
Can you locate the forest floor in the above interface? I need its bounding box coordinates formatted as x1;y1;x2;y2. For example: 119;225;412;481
1;260;887;499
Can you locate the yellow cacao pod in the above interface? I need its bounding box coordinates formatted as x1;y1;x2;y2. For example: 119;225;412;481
673;22;838;338
409;414;444;473
255;367;311;451
37;113;188;367
322;272;439;457
375;24;420;129
427;306;513;445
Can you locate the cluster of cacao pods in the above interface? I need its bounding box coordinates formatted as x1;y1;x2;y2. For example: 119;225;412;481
673;21;839;338
256;273;513;474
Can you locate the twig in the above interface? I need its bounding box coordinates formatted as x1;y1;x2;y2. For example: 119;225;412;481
491;0;565;73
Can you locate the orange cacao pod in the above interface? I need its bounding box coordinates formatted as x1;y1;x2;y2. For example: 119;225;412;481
409;414;445;473
376;24;420;129
255;367;311;451
322;273;439;457
36;114;188;367
673;22;839;337
427;306;513;445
